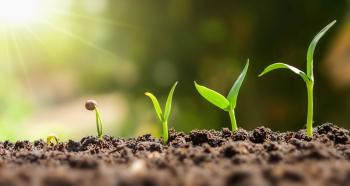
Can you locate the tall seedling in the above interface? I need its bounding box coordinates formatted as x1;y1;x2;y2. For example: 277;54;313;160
259;20;336;137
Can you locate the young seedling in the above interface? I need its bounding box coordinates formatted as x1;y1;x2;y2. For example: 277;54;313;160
259;20;336;137
145;82;178;144
47;134;59;146
194;59;249;132
85;100;103;139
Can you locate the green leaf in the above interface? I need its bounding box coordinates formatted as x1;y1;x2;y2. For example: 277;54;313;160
194;81;230;111
259;63;309;83
227;59;249;109
306;20;336;80
145;92;163;121
164;81;178;121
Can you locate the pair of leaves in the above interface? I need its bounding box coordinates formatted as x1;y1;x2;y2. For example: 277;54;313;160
259;20;336;83
145;82;178;122
195;59;249;111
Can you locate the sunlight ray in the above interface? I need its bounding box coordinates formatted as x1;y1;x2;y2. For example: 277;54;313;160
0;26;13;73
0;26;8;57
52;10;135;29
42;20;116;58
9;28;36;99
23;25;59;64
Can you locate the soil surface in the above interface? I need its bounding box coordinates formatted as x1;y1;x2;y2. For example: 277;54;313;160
0;123;350;186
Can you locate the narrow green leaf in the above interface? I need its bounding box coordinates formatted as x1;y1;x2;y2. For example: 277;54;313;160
259;63;309;83
306;20;336;80
145;92;163;121
164;81;178;121
194;81;230;111
227;59;249;109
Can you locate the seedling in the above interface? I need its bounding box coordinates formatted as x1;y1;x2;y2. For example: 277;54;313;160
259;20;336;137
47;134;59;146
194;59;249;131
85;100;103;139
145;82;178;144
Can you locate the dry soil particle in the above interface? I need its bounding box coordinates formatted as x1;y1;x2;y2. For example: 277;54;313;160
0;123;349;186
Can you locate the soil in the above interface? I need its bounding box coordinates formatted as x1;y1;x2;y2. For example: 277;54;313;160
0;123;350;186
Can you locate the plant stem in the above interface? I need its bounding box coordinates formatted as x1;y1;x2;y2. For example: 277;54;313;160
229;109;238;132
95;108;103;139
162;120;169;144
306;83;314;137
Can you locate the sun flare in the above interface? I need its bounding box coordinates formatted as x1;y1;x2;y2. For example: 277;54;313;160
0;0;46;26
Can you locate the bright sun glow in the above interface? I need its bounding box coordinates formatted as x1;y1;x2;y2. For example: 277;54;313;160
0;0;46;26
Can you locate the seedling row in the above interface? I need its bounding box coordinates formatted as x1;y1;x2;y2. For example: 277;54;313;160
83;20;337;144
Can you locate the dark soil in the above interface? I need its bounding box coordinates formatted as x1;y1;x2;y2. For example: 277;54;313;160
1;123;350;186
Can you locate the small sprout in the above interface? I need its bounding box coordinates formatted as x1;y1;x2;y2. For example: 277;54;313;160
259;20;336;137
195;59;249;131
85;99;103;139
47;134;59;146
145;82;178;144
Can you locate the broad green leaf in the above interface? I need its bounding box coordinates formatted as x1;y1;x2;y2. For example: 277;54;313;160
306;20;336;80
164;81;178;121
259;63;309;83
194;81;230;111
145;92;163;121
227;59;249;109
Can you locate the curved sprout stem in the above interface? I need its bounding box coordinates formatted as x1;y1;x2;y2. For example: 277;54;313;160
95;107;103;139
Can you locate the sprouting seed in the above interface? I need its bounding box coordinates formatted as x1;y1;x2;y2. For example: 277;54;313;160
47;134;59;146
85;99;103;139
85;99;97;111
259;20;336;137
194;59;249;132
145;81;178;144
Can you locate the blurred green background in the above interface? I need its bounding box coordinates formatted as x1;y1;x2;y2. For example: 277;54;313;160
0;0;349;141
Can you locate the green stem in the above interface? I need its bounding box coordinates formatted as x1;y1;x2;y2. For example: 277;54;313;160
229;109;238;132
306;84;314;137
162;120;169;144
95;108;103;139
